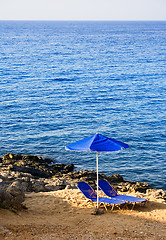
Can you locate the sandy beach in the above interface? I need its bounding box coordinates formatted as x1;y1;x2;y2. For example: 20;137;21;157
0;189;166;240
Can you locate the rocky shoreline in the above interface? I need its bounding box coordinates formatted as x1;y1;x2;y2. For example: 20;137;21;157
0;153;166;210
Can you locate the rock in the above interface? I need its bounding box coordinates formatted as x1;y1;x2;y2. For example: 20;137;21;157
91;207;104;215
63;164;74;173
0;187;5;206
130;182;151;193
0;171;15;183
65;183;78;189
110;174;124;182
0;180;25;209
6;181;24;196
31;180;46;192
15;176;33;192
3;153;22;164
44;158;54;165
115;182;132;192
120;186;128;192
11;165;50;178
0;179;4;186
44;178;66;191
45;184;65;191
1;153;75;180
146;189;166;200
15;160;26;167
52;164;65;172
20;180;32;192
22;155;43;163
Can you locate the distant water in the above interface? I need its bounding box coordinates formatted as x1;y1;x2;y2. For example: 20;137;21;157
0;21;165;190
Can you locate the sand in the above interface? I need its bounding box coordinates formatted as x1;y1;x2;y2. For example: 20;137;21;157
0;189;166;239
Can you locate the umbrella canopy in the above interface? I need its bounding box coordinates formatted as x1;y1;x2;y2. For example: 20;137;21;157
65;133;129;152
65;133;129;208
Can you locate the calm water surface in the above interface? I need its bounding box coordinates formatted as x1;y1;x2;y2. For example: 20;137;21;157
0;21;165;189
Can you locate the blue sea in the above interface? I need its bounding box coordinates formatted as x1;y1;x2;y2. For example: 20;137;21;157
0;21;165;190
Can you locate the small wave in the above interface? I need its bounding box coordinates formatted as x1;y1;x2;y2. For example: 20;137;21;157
52;78;75;82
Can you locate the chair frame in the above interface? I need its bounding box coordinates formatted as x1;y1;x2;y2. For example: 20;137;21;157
99;179;147;210
77;181;126;211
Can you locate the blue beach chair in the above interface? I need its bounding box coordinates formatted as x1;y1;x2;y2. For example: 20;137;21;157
77;181;125;211
99;179;147;210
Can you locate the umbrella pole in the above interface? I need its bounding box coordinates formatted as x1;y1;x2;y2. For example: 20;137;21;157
96;151;99;208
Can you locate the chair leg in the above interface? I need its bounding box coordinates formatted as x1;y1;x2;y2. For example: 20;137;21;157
111;205;115;211
91;200;95;206
125;204;129;210
103;204;108;211
98;203;107;211
131;203;135;210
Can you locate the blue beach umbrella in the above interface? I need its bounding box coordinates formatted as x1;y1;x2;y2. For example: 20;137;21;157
65;133;129;208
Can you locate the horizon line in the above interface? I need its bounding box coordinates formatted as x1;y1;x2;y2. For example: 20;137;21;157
0;19;166;22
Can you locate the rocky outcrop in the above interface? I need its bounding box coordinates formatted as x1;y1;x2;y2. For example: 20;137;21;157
1;153;74;177
0;179;25;210
146;188;166;200
0;153;75;210
0;153;166;210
